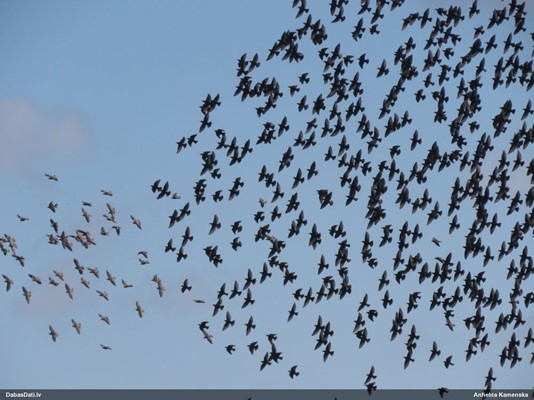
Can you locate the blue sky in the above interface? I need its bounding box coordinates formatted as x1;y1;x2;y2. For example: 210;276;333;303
0;0;533;391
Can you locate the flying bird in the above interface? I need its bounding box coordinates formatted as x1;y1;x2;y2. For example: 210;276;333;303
49;325;58;342
2;274;13;291
44;173;58;181
22;286;31;304
71;319;82;335
135;301;144;318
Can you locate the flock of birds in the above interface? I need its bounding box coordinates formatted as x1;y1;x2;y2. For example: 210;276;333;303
2;0;533;393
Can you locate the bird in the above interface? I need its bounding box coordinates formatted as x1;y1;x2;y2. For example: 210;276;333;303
287;303;298;321
202;329;213;344
431;237;442;246
71;319;82;334
2;274;13;291
81;208;92;223
130;215;142;230
88;268;99;278
429;341;441;361
181;279;192;293
138;250;148;259
138;258;150;266
155;279;165;298
135;301;144;318
65;284;74;300
223;311;235;331
54;270;65;281
225;344;236;355
323;342;334;362
73;258;84;275
47;202;58;213
13;254;25;267
121;279;133;288
22;286;31;304
106;270;116;286
44;173;58;181
444;356;454;369
99;314;110;325
485;367;496;389
164;238;176;253
96;290;108;301
364;365;376;385
49;325;58;342
17;214;29;222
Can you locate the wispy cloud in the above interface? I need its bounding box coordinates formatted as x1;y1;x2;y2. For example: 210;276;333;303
0;98;87;172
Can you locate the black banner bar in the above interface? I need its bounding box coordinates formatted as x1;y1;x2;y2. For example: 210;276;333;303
1;390;533;400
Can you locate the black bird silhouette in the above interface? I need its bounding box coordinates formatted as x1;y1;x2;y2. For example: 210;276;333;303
288;365;299;379
429;341;441;362
364;365;376;385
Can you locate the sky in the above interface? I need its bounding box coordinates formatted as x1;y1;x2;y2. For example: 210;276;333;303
0;0;533;391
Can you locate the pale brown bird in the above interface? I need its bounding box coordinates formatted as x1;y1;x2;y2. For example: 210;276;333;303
135;301;144;318
131;215;142;230
48;277;59;286
106;270;116;286
121;279;133;288
157;281;165;298
71;319;81;334
81;208;91;223
50;219;59;233
22;286;31;304
105;203;116;219
97;290;109;301
65;283;74;300
13;254;25;267
49;325;58;342
202;329;213;344
81;278;90;289
73;258;84;275
2;274;13;291
88;267;100;278
60;231;73;251
0;242;9;256
47;234;58;245
54;270;64;281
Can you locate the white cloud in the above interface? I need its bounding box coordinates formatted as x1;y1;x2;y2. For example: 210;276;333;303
0;98;87;172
